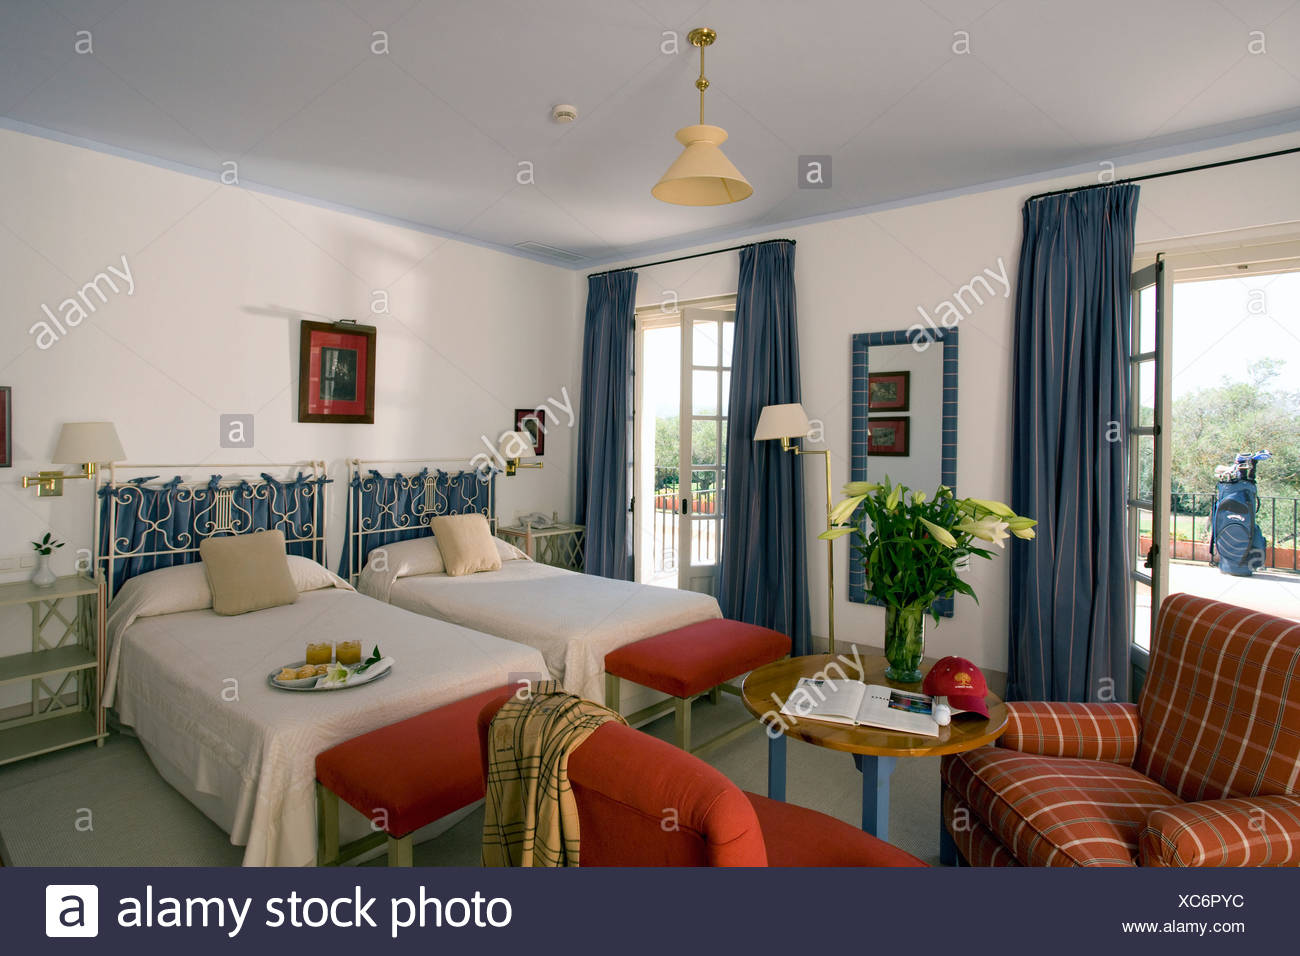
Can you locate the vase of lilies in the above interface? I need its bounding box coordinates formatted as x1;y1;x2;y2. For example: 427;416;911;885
820;479;1036;682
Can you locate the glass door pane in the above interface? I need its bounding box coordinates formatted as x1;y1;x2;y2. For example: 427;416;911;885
678;307;733;596
1129;259;1171;660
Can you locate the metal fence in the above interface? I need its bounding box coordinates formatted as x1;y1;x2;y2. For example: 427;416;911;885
651;468;721;573
1158;492;1300;572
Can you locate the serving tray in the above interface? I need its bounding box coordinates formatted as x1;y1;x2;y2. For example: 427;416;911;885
266;660;393;692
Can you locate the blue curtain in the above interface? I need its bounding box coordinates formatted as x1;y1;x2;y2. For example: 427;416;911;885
719;240;811;653
99;473;328;594
337;468;494;578
1007;185;1139;702
575;271;637;579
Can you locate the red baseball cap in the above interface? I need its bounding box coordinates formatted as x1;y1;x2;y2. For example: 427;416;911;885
922;656;989;717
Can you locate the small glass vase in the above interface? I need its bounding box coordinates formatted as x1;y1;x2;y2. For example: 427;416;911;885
31;554;57;589
884;604;925;683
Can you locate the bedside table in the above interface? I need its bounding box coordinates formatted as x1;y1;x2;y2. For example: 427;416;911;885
0;574;107;766
498;523;586;572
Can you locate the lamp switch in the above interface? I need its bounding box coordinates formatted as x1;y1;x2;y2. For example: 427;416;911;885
19;557;36;569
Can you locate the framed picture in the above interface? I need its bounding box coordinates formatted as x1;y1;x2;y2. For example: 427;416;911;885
297;320;376;424
867;416;910;457
515;408;545;456
0;387;10;468
868;371;910;412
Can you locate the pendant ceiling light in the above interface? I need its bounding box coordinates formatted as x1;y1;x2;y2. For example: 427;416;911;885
652;27;753;206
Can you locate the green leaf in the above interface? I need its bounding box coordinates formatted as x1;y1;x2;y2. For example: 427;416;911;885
818;526;856;541
355;645;383;674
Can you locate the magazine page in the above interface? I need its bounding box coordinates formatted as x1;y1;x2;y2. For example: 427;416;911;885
857;686;941;737
779;677;868;724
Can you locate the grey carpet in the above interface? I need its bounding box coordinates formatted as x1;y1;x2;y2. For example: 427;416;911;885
0;695;941;867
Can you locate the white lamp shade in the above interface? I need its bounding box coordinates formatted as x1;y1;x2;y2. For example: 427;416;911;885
652;125;753;206
498;430;535;459
52;422;126;464
753;403;811;441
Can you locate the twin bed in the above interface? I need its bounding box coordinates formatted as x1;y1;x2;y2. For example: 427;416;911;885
99;459;721;866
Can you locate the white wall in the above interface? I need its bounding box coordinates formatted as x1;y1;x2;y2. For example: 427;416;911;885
0;129;581;703
614;131;1300;674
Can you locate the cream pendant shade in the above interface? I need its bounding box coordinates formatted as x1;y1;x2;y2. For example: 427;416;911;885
652;125;753;206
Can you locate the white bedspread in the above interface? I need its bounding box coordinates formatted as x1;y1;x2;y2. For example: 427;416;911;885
110;588;547;866
371;561;721;702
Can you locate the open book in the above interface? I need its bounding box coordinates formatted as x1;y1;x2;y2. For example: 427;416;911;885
779;678;941;737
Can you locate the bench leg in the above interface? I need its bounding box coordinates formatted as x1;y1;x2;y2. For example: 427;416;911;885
387;835;413;867
605;672;620;713
708;685;721;705
674;696;691;751
316;783;339;866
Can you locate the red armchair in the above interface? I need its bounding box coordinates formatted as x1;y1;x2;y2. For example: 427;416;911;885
478;700;923;867
941;593;1300;866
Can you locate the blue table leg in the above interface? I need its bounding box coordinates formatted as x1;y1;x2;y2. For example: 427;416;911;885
853;754;896;839
939;812;959;866
767;732;787;801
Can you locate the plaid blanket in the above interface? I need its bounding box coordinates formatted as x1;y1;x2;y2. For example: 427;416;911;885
481;682;625;867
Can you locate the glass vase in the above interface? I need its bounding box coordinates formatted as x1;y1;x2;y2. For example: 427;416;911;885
884;604;925;683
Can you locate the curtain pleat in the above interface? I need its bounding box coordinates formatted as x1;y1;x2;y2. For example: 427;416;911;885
1008;185;1139;702
718;240;811;653
575;271;638;579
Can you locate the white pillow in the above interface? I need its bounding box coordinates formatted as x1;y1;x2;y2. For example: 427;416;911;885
109;555;349;620
361;534;529;581
362;536;444;580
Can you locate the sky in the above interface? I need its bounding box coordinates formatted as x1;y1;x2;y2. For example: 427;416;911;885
1172;271;1300;398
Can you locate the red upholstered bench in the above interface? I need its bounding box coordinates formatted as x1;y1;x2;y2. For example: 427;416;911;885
314;684;514;866
604;619;790;753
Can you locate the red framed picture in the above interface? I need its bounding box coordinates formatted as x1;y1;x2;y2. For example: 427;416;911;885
297;320;376;424
0;386;10;468
867;416;910;457
868;371;910;412
515;408;545;456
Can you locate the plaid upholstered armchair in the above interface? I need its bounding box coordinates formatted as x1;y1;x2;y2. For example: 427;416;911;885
941;593;1300;866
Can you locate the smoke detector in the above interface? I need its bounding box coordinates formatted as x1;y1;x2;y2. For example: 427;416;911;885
551;104;579;123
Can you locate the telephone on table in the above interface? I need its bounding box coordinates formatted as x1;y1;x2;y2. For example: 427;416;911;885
518;512;560;529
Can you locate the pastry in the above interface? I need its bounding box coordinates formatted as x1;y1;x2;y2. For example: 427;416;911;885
277;668;298;682
295;664;318;680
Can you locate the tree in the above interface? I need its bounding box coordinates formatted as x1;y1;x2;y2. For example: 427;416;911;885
1170;358;1300;503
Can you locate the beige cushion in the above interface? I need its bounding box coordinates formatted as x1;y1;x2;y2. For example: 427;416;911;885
198;530;299;615
430;514;502;576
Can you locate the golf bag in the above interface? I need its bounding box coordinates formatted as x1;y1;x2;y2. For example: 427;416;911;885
1209;451;1271;577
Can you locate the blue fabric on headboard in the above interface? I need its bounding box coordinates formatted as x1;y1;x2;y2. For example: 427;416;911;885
339;468;494;579
98;473;329;596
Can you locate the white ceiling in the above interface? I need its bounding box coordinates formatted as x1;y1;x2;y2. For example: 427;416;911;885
3;0;1299;265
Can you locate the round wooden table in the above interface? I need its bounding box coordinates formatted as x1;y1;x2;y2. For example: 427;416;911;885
741;653;1007;844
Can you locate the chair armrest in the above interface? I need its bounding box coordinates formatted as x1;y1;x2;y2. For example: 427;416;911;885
1140;795;1300;867
999;701;1140;764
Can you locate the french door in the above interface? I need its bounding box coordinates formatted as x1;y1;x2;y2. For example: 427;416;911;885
1128;257;1172;665
634;303;734;595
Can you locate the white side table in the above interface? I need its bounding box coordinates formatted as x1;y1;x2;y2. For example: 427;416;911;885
0;574;107;766
498;523;586;572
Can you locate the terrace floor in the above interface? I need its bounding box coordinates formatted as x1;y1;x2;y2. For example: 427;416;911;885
1136;560;1300;648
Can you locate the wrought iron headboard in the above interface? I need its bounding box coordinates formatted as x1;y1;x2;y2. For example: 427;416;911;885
95;461;329;602
343;457;497;582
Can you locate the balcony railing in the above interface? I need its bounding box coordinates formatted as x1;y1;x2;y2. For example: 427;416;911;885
1139;492;1299;573
651;468;721;574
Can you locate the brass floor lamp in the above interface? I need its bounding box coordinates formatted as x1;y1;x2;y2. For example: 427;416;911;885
754;403;835;655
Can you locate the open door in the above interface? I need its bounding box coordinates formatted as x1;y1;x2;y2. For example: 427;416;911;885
1128;257;1172;672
